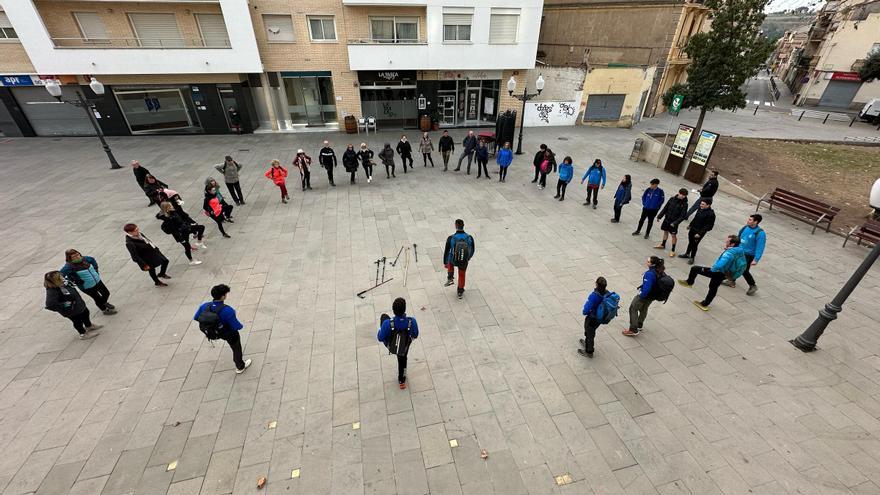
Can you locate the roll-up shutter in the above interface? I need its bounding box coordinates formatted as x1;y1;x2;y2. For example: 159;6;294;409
13;86;95;136
74;12;109;41
584;94;626;121
489;10;519;43
196;13;229;47
129;13;183;47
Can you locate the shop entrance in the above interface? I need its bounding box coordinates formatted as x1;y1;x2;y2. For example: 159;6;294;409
114;87;202;134
281;72;337;127
438;78;499;128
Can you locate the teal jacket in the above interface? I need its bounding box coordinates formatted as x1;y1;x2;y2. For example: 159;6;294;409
711;246;746;273
60;256;101;290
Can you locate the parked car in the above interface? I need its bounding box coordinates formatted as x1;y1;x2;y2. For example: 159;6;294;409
859;98;880;123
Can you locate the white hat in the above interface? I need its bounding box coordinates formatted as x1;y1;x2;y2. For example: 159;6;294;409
297;149;303;153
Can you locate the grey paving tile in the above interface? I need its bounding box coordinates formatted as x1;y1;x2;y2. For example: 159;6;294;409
101;446;152;495
172;434;217;483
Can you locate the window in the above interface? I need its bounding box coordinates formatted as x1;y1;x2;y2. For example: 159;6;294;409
370;16;418;43
263;14;295;42
196;13;229;47
308;16;336;42
73;12;109;42
128;13;183;47
489;8;519;44
443;9;472;42
0;11;17;39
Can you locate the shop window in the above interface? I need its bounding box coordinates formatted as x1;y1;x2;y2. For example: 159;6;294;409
308;16;336;42
73;12;109;43
0;12;18;39
489;9;519;44
443;10;472;42
263;14;295;43
370;17;418;43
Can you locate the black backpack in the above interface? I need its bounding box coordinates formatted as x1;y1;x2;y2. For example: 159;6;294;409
386;317;413;357
452;237;470;267
650;271;675;303
197;303;224;340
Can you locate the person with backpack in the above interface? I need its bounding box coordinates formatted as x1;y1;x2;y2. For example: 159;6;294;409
678;234;746;311
611;175;632;223
419;132;435;167
580;159;606;208
377;297;420;389
532;144;547;183
579;277;619;358
142;174;168;207
203;186;232;238
623;256;671;336
555;156;574;201
456;130;478;173
193;284;251;374
654;188;689;257
396;135;413;172
475;140;490;179
379;143;396;179
132;160;154;206
60;250;117;315
157;201;204;266
293;149;313;191
342;144;359;184
124;223;171;287
358;143;375;183
678;199;715;264
496;141;513;182
685;169;719;219
215;156;244;205
44;271;102;340
205;178;233;221
265;159;289;203
631;179;665;239
537;149;556;190
319;140;337;187
724;214;766;296
443;219;476;299
438;130;454;171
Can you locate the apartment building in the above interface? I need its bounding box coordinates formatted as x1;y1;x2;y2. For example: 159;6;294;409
770;25;810;87
538;0;709;124
0;0;542;137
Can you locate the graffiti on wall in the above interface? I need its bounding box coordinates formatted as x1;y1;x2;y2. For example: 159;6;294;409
523;100;580;127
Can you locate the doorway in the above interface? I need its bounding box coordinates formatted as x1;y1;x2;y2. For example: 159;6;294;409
439;93;456;126
282;74;337;126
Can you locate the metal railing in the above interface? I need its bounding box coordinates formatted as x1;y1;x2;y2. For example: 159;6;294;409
347;37;427;45
51;37;231;48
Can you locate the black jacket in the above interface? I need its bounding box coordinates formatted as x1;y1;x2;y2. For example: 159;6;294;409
357;149;374;167
45;283;87;318
133;166;150;187
699;177;719;198
379;147;395;166
342;150;359;172
533;150;545;167
689;207;716;236
438;135;454;152
125;234;168;269
158;211;192;243
396;140;412;157
462;135;478;152
319;147;337;168
657;196;689;226
143;179;168;202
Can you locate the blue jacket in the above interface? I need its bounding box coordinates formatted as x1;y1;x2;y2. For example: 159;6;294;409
711;246;746;273
581;164;606;187
193;301;244;332
642;187;665;210
496;148;513;168
738;225;766;262
638;269;658;300
444;231;475;265
614;182;632;205
60;256;101;290
582;290;605;317
558;163;574;182
475;145;489;161
377;314;420;342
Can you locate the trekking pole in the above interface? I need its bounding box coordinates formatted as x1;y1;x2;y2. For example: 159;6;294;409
403;248;410;287
390;246;404;267
381;257;387;283
413;243;418;263
374;258;381;286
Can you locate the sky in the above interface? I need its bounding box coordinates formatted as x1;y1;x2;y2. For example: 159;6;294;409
765;0;825;12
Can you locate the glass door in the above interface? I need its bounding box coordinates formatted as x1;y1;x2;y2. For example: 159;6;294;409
439;93;456;126
299;77;324;126
465;87;481;126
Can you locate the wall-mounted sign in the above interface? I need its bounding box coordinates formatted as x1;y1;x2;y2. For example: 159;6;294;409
670;124;694;158
668;94;684;115
358;71;416;84
522;100;579;127
830;71;862;82
0;75;40;87
690;130;718;166
418;97;426;110
437;70;503;81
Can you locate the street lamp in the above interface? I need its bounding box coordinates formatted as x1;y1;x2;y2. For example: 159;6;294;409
791;178;880;352
507;74;544;155
45;77;121;170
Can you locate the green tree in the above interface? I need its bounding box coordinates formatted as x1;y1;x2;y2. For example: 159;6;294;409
662;0;775;141
860;50;880;82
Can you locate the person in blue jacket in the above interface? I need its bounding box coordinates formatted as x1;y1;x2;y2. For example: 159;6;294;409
679;234;745;310
580;159;607;208
496;142;513;182
631;178;665;239
443;219;476;299
579;277;609;358
555;156;574;201
60;249;117;315
611;175;632;223
724;214;766;295
623;256;665;336
377;297;420;389
193;284;251;373
475;140;490;179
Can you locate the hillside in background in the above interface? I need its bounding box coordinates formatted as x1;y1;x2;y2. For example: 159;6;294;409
762;11;815;41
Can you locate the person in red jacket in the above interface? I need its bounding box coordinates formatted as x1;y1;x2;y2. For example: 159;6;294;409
203;187;232;238
265;159;289;203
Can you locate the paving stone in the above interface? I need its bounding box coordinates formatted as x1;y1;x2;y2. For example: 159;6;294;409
100;446;152;495
34;461;84;495
608;380;654;418
201;447;242;495
172;434;217;483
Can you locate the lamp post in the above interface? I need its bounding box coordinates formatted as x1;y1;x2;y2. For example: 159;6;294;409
507;74;544;155
45;78;121;170
790;178;880;352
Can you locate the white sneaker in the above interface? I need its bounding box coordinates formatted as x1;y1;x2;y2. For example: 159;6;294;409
235;358;252;374
368;177;372;183
189;260;203;266
197;243;207;250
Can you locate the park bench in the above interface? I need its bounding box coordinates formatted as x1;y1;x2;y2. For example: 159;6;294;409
756;187;840;234
843;219;880;248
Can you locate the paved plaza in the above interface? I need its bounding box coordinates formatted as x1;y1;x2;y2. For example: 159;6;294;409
0;125;879;495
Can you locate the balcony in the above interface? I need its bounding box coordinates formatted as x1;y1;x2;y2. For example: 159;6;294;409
51;37;231;49
342;0;427;5
347;38;430;70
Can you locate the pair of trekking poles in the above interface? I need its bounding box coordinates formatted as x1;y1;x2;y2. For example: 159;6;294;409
356;243;418;299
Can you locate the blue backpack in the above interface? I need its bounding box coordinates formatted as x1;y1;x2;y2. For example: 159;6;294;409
727;251;748;280
594;292;620;325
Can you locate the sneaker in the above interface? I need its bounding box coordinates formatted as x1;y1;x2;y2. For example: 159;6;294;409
677;279;693;287
399;382;406;390
669;251;676;258
653;244;665;249
559;197;564;201
592;205;597;210
222;233;232;238
106;303;116;310
282;198;288;204
583;202;590;206
677;254;690;259
368;177;372;183
225;218;234;223
622;328;640;337
631;231;641;236
457;288;464;299
235;359;252;374
554;194;560;199
577;349;594;358
307;186;312;190
644;234;650;239
444;279;454;287
155;281;168;287
190;243;199;251
189;260;203;266
610;219;618;223
723;280;736;288
102;308;117;315
687;258;695;265
87;324;103;332
158;274;172;279
693;300;710;311
540;186;545;190
746;285;758;296
531;179;537;183
197;243;207;250
79;332;98;340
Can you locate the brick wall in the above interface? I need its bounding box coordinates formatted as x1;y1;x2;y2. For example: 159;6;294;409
0;43;36;73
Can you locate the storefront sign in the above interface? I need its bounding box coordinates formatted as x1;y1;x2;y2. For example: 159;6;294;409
0;75;39;87
690;130;718;166
830;71;862;82
522;100;579;127
358;71;416;84
670;124;694;158
438;70;503;81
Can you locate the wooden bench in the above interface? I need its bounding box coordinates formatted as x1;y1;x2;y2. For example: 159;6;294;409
756;188;840;234
843;219;880;248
